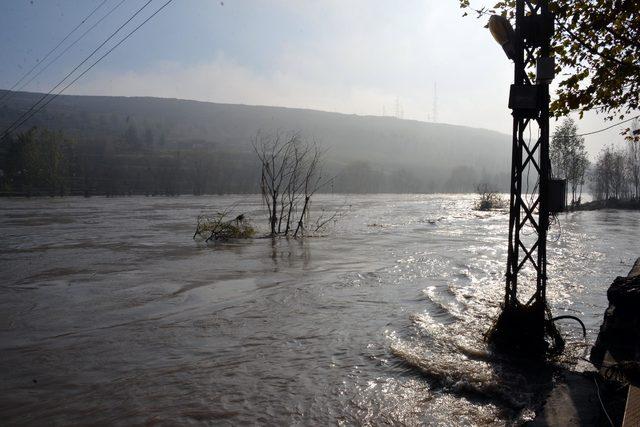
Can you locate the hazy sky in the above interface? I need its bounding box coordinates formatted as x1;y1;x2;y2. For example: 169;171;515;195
0;0;631;156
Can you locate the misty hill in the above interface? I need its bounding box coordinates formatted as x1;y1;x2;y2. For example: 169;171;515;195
0;90;510;195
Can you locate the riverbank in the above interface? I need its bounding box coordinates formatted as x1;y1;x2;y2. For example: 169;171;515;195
530;258;640;426
572;198;640;211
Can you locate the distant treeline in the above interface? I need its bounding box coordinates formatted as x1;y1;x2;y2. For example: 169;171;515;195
0;91;511;197
591;141;640;202
0;127;507;197
0;128;259;197
549;117;640;207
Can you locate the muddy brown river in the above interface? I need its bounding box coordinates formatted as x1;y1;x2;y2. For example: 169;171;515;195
1;194;638;425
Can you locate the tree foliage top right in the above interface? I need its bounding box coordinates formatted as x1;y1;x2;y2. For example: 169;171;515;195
459;0;639;132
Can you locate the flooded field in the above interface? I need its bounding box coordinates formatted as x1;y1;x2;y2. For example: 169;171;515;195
1;194;638;425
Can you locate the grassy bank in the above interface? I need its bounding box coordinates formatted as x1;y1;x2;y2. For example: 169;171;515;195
572;198;640;211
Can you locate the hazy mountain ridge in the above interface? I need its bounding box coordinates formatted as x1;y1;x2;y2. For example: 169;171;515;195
0;91;510;194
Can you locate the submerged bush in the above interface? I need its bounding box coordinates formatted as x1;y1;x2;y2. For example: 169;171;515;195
475;184;506;211
193;213;255;242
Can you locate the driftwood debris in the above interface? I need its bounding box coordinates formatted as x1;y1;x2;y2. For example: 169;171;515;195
193;212;255;242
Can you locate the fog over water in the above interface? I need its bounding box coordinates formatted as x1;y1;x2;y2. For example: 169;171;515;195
1;194;638;425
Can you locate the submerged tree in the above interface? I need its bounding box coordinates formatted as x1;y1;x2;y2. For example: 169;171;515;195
550;118;589;205
253;132;326;237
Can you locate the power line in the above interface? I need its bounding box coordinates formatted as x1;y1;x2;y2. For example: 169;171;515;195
577;115;640;137
0;0;155;139
1;0;175;140
11;0;129;99
0;0;108;103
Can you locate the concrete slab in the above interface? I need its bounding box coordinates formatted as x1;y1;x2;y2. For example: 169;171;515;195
527;371;602;426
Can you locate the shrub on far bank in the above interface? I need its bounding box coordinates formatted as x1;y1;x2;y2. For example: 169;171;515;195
572;197;640;211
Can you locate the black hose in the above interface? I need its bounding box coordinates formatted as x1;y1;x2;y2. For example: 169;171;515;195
552;315;587;338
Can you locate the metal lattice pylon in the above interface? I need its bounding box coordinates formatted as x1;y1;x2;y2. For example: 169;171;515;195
504;0;552;310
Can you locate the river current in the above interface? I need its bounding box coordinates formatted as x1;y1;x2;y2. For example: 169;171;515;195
1;194;638;425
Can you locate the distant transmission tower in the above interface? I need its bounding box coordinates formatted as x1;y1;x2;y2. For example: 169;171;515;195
432;83;438;123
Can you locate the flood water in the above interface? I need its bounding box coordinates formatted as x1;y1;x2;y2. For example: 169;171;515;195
1;194;639;425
